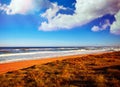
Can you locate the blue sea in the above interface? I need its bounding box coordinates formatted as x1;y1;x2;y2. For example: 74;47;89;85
0;46;119;63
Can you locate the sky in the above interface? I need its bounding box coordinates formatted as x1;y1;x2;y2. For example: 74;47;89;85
0;0;120;47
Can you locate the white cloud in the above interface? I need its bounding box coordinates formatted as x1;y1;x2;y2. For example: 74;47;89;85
0;0;120;35
39;3;68;31
91;11;120;35
101;20;111;30
41;3;66;22
39;0;120;31
91;19;111;32
91;26;100;32
0;4;7;12
0;0;50;15
110;10;120;35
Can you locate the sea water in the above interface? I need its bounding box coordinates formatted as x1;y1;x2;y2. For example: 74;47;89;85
0;46;119;63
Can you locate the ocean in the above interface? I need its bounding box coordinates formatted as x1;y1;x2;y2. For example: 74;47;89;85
0;46;119;63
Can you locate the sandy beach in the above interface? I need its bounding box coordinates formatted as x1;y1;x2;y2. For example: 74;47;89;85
0;51;120;87
0;54;87;74
0;51;108;74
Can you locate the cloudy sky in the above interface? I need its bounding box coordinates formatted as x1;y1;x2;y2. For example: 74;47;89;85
0;0;120;47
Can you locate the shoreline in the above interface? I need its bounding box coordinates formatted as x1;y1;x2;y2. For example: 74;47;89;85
0;50;109;64
0;51;113;74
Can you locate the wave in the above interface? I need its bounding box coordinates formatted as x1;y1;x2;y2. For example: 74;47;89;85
0;46;120;63
0;49;107;63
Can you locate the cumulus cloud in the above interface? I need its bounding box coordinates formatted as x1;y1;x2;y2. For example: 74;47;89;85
0;0;50;15
0;4;7;12
91;11;120;35
39;3;67;31
91;26;100;32
41;3;66;22
110;10;120;35
39;0;120;31
91;19;111;32
0;0;120;35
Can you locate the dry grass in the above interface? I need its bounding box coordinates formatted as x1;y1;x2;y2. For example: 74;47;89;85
0;51;120;87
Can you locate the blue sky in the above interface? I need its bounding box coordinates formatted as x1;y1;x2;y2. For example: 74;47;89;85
0;0;120;47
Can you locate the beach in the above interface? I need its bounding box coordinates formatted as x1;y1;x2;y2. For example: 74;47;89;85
0;51;116;74
0;0;120;86
1;47;115;74
0;53;89;74
0;51;120;87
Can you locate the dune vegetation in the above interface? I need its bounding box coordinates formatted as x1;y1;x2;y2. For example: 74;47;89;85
0;51;120;87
